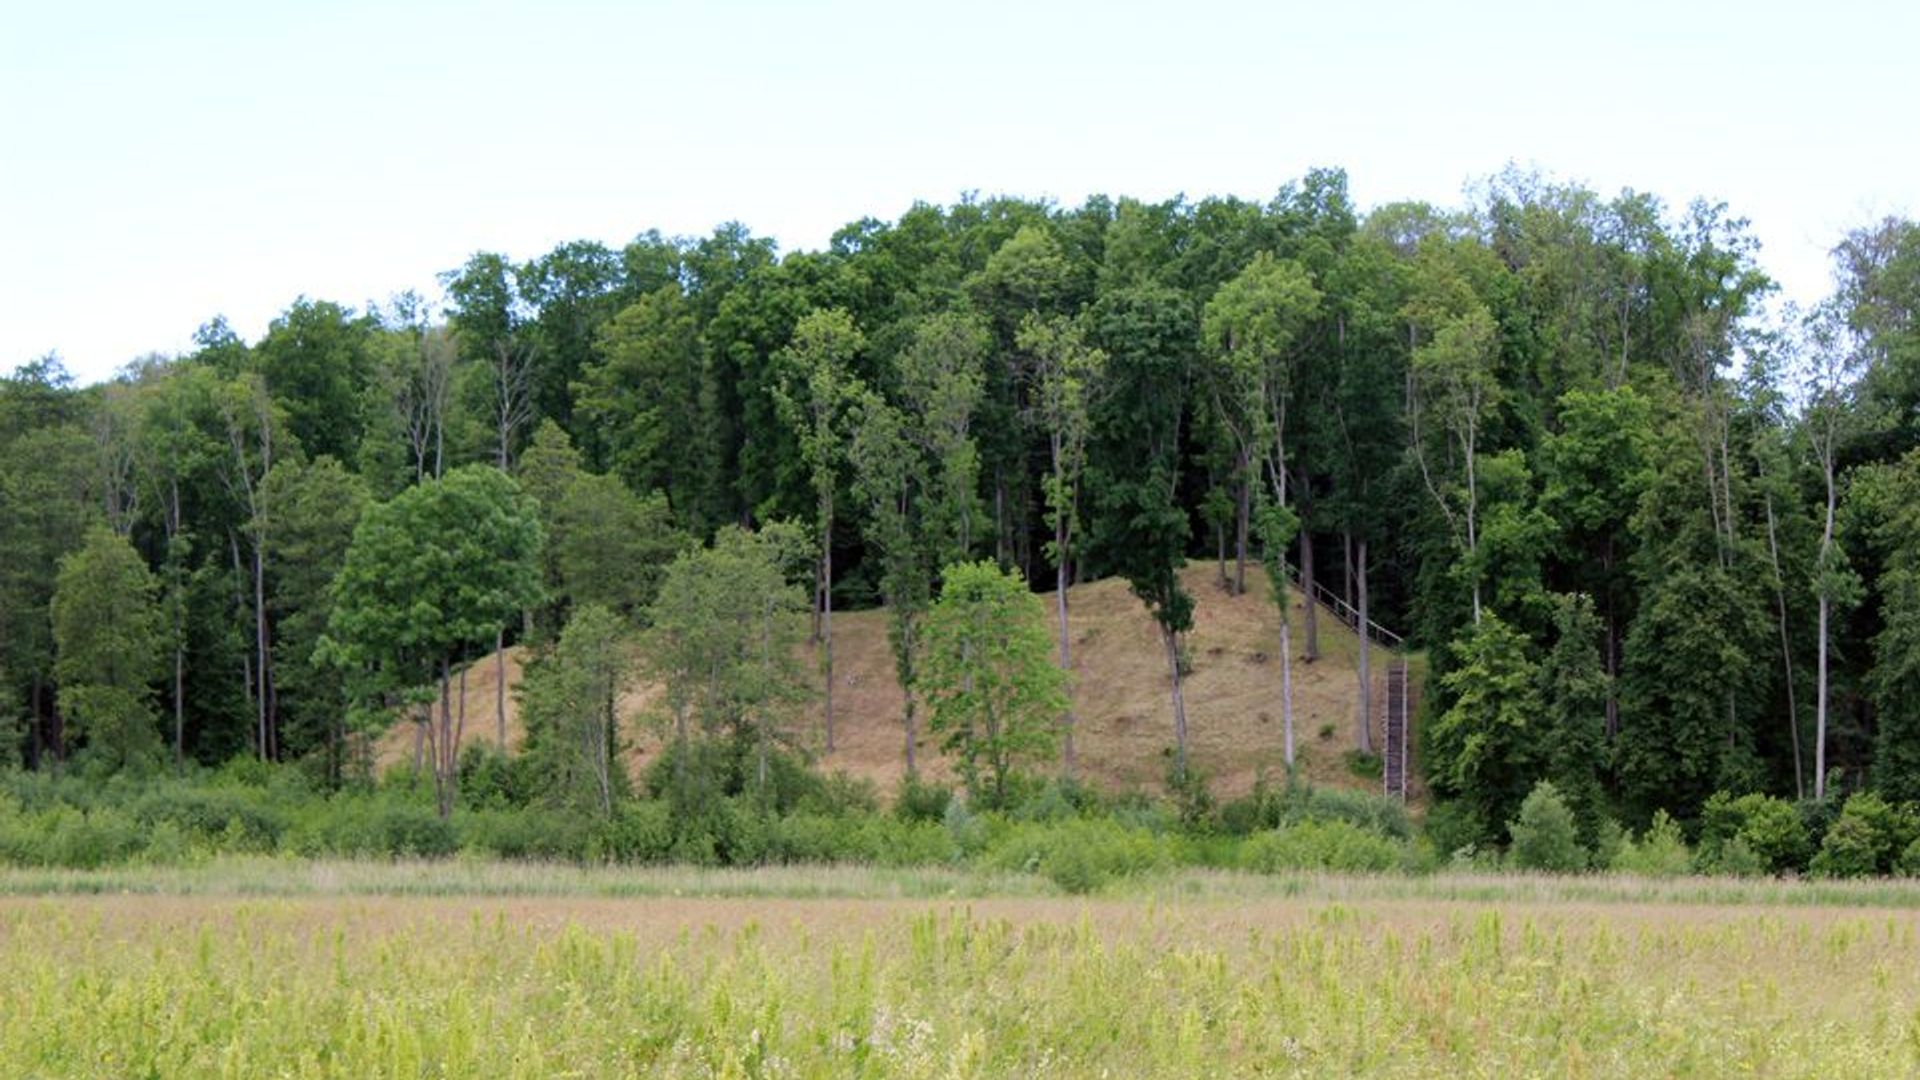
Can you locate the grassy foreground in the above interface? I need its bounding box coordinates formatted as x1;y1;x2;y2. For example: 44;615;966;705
4;862;1920;1077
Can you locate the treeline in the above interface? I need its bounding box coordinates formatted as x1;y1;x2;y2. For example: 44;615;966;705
3;167;1919;851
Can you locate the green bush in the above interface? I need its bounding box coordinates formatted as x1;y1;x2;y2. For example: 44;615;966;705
1811;814;1880;878
1507;781;1586;873
1706;836;1766;877
1697;792;1809;874
1423;799;1490;858
587;801;675;862
798;771;880;818
130;784;288;851
1898;836;1920;877
1609;811;1691;877
458;808;592;860
981;818;1177;890
457;744;535;811
1239;820;1404;873
1810;793;1919;878
1288;786;1412;840
894;776;954;823
284;795;456;858
766;813;958;867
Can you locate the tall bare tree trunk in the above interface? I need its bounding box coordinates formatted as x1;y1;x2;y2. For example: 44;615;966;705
1279;590;1296;769
1300;528;1319;661
436;659;454;820
1761;490;1804;798
823;538;835;753
1356;537;1375;754
495;629;507;749
1056;524;1076;778
1234;458;1250;596
1815;458;1839;801
1163;624;1190;782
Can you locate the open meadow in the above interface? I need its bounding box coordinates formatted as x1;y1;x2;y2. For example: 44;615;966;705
5;861;1920;1077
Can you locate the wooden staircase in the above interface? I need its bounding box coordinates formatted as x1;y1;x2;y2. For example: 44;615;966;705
1382;658;1411;801
1297;575;1414;801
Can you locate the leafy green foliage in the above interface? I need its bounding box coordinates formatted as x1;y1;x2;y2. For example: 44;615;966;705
1426;614;1540;841
519;605;633;817
645;527;809;807
919;562;1066;807
1609;811;1692;877
1507;780;1587;872
52;527;165;773
1697;791;1810;874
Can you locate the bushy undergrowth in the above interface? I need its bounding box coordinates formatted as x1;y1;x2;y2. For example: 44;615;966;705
11;761;1920;886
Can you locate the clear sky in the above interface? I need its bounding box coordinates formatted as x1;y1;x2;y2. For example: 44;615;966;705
3;0;1913;384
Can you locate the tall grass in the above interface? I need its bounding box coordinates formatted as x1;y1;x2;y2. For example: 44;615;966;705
4;892;1918;1076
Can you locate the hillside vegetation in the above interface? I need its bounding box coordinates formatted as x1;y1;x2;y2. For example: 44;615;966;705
377;563;1423;803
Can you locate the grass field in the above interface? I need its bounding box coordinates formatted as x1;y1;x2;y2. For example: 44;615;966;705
5;862;1919;1077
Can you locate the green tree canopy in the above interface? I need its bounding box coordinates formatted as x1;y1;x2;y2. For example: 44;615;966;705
920;561;1067;806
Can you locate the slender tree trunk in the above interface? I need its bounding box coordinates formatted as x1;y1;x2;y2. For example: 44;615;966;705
437;658;454;820
1465;436;1482;625
901;615;918;775
253;543;271;760
1056;517;1076;778
1816;594;1830;801
1300;528;1319;661
495;629;507;749
994;475;1008;568
1343;531;1355;611
1761;489;1804;798
1816;460;1838;801
1280;590;1296;769
1233;453;1250;595
1214;518;1228;589
228;531;255;747
29;673;48;766
1356;537;1375;754
1162;623;1189;782
824;534;835;753
167;481;186;773
173;642;185;772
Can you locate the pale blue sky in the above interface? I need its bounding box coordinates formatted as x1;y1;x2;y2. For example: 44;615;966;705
3;0;1913;383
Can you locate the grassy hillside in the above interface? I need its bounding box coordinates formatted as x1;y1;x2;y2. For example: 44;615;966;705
377;562;1425;802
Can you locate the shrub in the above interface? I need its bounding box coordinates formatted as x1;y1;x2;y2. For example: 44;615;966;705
894;776;953;824
1286;786;1412;840
1164;758;1217;831
1239;820;1404;874
1708;836;1766;877
1343;750;1383;780
1507;781;1586;873
286;795;455;858
588;801;675;863
1811;814;1879;878
459;808;592;860
798;771;879;818
1697;792;1809;874
981;818;1177;890
1423;799;1490;857
1810;793;1919;878
1609;811;1690;877
130;784;287;851
42;806;144;868
457;744;534;811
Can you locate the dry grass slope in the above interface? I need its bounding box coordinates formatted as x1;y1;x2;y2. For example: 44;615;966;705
377;562;1425;803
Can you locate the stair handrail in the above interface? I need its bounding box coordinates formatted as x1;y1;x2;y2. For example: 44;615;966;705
1283;565;1408;653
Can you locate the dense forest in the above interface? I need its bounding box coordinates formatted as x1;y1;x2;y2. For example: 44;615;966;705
4;167;1918;853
